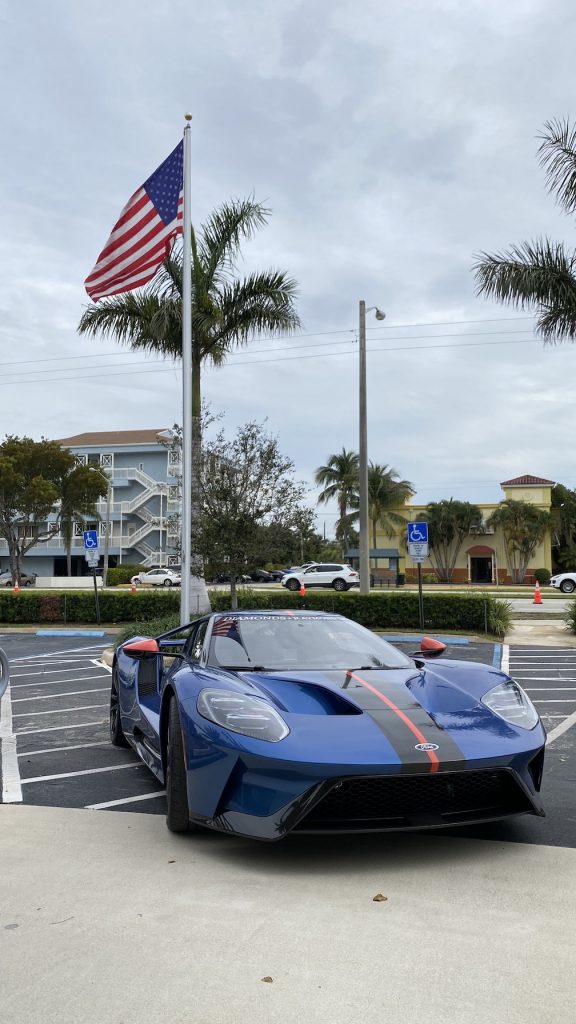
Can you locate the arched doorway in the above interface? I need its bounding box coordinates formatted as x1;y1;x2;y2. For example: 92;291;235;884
466;545;495;584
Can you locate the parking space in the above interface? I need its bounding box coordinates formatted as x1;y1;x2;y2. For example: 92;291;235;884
1;634;576;847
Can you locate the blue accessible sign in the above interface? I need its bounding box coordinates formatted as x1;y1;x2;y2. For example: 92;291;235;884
83;529;99;549
407;522;428;544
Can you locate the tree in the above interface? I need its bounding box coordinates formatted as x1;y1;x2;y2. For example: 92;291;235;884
0;437;76;582
77;199;301;574
350;463;414;549
487;500;551;584
195;421;307;609
424;500;483;582
550;483;576;569
474;119;576;341
57;464;109;577
315;449;359;558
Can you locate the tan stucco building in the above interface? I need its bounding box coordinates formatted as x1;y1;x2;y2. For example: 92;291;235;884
371;474;555;585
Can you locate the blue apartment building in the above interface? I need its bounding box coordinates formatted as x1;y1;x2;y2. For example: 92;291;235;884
0;429;181;577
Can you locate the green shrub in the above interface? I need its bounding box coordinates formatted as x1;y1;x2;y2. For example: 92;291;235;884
564;599;576;634
534;568;551;586
0;589;180;625
107;565;146;586
208;589;511;637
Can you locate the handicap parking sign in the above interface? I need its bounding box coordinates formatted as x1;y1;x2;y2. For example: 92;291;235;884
83;529;99;549
407;522;428;544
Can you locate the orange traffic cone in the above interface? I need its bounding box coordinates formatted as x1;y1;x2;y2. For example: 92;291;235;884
533;580;542;605
299;582;306;597
131;580;137;594
13;580;20;594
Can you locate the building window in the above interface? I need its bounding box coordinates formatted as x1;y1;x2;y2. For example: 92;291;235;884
100;453;113;469
139;462;144;470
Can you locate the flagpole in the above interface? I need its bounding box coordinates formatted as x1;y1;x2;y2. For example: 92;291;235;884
180;114;193;625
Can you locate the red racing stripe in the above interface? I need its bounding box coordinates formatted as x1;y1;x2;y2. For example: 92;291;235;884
349;670;440;773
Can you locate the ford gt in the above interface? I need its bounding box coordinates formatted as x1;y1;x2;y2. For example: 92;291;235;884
110;610;546;840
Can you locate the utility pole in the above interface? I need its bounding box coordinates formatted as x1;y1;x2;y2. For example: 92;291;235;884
102;475;111;587
358;300;370;595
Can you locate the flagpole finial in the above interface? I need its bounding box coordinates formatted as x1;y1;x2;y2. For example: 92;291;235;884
184;112;193;121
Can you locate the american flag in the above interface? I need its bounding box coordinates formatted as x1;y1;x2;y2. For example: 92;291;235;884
84;141;184;302
212;617;243;644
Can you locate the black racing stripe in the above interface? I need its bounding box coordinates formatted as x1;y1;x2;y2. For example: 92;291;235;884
343;674;467;771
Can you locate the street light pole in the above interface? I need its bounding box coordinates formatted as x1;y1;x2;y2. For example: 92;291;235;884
358;301;386;596
358;300;370;595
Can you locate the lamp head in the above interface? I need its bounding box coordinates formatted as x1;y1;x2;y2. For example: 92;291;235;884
374;309;386;321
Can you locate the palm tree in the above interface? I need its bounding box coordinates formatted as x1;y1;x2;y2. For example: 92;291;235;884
487;500;550;584
365;463;414;550
78;198;301;571
315;449;359;558
474;119;576;340
424;500;483;582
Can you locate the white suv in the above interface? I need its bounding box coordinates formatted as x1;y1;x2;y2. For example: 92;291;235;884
281;563;359;592
550;572;576;594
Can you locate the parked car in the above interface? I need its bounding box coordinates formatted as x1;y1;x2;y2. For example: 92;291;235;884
267;569;287;582
281;563;359;592
131;568;181;587
111;610;546;838
550;571;576;594
0;571;37;587
212;572;251;584
248;569;274;582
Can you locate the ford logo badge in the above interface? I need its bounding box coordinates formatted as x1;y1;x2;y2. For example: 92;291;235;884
415;742;439;751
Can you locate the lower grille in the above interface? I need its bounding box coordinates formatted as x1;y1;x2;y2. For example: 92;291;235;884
295;769;533;832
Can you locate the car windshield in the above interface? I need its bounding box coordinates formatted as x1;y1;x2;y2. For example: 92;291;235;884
208;614;412;671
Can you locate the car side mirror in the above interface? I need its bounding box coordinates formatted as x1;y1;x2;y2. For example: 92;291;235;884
122;638;185;661
410;637;447;659
0;648;9;700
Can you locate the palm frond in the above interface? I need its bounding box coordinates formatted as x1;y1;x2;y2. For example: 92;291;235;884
473;239;576;341
538;118;576;215
210;270;301;351
198;197;270;291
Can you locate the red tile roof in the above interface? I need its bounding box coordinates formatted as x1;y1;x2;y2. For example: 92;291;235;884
57;429;170;447
500;475;555;487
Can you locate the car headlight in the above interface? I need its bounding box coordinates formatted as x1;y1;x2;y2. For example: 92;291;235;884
197;689;289;741
481;680;539;730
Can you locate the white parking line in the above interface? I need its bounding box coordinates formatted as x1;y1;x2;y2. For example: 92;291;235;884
12;688;109;703
0;681;22;803
16;720;107;736
513;676;576;682
10;666;110;679
525;687;576;691
10;675;109;690
22;763;140;785
13;703;108;718
533;699;576;703
547;710;576;744
17;741;109;758
10;644;109;662
87;790;166;810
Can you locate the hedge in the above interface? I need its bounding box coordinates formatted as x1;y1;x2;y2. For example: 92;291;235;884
106;565;147;586
0;589;180;625
209;589;512;637
0;587;512;637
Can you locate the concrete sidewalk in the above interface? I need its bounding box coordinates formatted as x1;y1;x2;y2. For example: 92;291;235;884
1;804;575;1024
506;618;575;647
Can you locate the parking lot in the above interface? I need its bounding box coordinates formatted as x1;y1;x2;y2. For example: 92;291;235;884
1;633;575;848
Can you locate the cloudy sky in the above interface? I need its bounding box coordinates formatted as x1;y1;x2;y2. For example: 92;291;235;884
1;0;575;533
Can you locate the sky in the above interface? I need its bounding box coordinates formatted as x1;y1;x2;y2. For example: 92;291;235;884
1;0;576;535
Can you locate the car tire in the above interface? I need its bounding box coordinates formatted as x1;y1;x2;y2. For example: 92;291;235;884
332;578;347;591
286;579;300;592
110;664;129;748
560;580;576;593
166;698;194;833
163;578;173;587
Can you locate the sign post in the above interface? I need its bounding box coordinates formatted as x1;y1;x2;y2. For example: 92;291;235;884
83;531;101;625
407;523;429;631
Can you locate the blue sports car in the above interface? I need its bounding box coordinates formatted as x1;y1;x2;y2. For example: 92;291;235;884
111;610;546;840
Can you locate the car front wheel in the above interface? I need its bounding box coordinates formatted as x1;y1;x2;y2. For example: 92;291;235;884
166;699;194;833
332;578;348;591
560;580;576;593
110;665;129;748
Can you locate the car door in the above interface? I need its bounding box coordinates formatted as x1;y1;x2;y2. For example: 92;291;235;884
302;565;324;587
